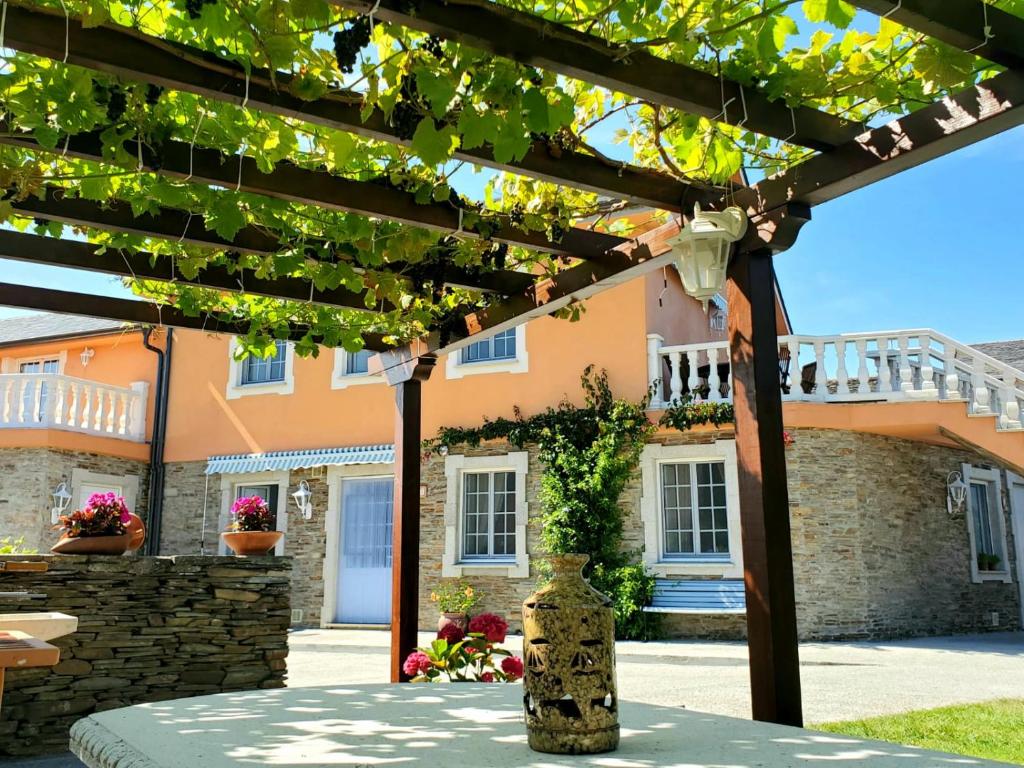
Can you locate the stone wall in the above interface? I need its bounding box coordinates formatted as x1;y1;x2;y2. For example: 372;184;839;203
159;460;217;555
0;448;149;554
0;555;290;757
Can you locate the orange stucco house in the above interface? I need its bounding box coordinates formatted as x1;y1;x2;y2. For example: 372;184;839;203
2;266;1022;641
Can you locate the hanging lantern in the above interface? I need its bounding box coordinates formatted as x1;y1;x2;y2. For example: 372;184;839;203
51;481;72;524
946;471;968;516
292;480;313;520
667;204;748;311
522;554;618;755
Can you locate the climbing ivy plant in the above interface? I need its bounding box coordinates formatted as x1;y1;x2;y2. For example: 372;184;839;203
0;0;1013;355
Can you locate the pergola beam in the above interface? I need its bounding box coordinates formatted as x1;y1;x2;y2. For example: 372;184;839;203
0;282;390;349
0;127;626;261
9;187;537;295
0;229;387;313
329;0;865;151
0;3;713;212
732;70;1024;216
851;0;1024;70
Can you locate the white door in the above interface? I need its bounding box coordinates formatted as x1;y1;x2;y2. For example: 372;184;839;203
19;359;59;422
1009;474;1024;627
336;477;393;624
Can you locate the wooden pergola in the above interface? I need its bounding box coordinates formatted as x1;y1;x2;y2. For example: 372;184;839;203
2;0;1023;729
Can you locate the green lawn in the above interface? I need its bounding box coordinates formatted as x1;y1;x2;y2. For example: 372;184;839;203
815;700;1024;765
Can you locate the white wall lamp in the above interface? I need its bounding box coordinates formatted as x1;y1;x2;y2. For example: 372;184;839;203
946;471;968;516
666;204;748;311
80;347;95;367
51;480;72;524
292;480;313;520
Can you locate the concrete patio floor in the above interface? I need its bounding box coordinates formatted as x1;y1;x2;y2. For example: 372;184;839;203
288;628;1024;723
10;630;1023;767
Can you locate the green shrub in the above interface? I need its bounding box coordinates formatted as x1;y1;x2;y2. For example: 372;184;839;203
0;536;37;555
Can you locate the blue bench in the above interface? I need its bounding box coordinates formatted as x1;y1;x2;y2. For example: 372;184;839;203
643;579;747;614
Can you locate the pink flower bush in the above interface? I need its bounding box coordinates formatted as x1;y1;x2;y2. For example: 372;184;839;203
437;623;465;643
468;612;508;644
228;495;274;532
501;656;524;682
402;651;432;677
55;493;130;538
480;672;495;683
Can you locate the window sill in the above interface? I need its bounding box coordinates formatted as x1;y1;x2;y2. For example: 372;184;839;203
651;559;738;578
331;373;384;390
445;352;529;380
226;380;294;400
973;570;1013;584
442;556;529;579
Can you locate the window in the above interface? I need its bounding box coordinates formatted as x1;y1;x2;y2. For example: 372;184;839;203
639;442;742;578
661;461;729;557
331;348;383;389
445;326;529;379
226;339;294;399
463;329;517;364
240;341;287;385
462;471;517;559
964;464;1011;584
442;452;530;577
217;471;289;554
346;349;372;375
18;358;60;421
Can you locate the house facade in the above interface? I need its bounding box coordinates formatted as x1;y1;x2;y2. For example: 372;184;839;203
2;268;1022;641
0;314;164;553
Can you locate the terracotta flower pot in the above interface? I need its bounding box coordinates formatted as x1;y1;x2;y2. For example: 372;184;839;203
221;530;283;557
126;514;146;552
438;611;469;633
51;531;131;556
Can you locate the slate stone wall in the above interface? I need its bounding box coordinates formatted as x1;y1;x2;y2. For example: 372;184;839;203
0;555;290;757
0;448;149;554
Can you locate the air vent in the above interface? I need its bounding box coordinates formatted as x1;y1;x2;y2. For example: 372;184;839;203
291;609;304;624
990;611;1000;627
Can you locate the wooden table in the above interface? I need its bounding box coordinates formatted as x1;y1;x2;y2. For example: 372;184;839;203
69;684;1012;767
0;612;78;710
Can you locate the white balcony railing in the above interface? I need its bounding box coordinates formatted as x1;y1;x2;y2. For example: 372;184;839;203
648;330;1024;432
0;374;149;442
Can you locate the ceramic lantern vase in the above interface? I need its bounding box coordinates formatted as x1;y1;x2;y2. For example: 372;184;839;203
522;553;619;755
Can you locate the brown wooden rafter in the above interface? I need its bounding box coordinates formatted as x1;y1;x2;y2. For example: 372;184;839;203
0;229;391;312
9;186;536;295
851;0;1024;70
0;2;716;212
729;70;1024;216
0;282;390;350
328;0;865;151
0;125;625;261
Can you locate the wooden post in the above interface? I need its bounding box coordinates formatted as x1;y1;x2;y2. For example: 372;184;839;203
726;248;803;726
384;353;436;683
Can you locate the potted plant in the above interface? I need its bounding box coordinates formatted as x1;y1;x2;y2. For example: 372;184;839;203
403;612;524;683
977;553;1002;572
221;495;282;556
51;492;145;555
430;580;482;633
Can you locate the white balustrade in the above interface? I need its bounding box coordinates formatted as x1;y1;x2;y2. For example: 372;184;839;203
646;330;1024;433
0;374;148;441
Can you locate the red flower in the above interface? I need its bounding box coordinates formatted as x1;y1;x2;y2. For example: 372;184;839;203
437;623;465;643
468;612;508;644
501;656;524;682
480;672;495;683
402;651;432;677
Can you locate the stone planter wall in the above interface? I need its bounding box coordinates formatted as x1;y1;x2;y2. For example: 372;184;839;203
0;555;290;757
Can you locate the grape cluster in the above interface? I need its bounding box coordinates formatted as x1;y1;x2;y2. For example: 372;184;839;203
526;69;544;87
389;75;424;140
145;84;164;106
482;242;509;271
106;87;127;123
508;203;526;227
184;0;216;20
549;222;565;243
422;35;444;59
333;17;372;75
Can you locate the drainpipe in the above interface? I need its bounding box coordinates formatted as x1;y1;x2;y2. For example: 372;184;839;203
142;327;173;556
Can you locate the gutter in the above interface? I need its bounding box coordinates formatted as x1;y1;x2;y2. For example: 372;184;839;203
142;327;173;555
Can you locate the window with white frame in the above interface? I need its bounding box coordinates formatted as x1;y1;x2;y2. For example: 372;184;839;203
964;464;1011;583
217;471;288;555
331;348;382;389
442;452;529;577
462;470;517;559
446;326;528;379
660;461;729;557
226;340;294;399
639;441;742;578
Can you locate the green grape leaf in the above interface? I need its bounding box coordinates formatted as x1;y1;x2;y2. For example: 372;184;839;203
411;119;458;166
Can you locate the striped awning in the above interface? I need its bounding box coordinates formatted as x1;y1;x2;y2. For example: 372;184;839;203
205;445;394;475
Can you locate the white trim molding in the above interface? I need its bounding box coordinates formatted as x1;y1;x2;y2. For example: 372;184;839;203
321;463;395;627
445;325;529;380
70;468;140;514
639;440;743;578
442;451;530;578
963;464;1013;584
1006;471;1024;628
225;340;295;400
217;470;290;556
331;348;384;389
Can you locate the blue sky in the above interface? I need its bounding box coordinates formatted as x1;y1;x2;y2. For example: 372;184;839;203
2;119;1023;346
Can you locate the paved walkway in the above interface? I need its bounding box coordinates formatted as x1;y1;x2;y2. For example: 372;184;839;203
10;631;1023;767
288;629;1024;723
